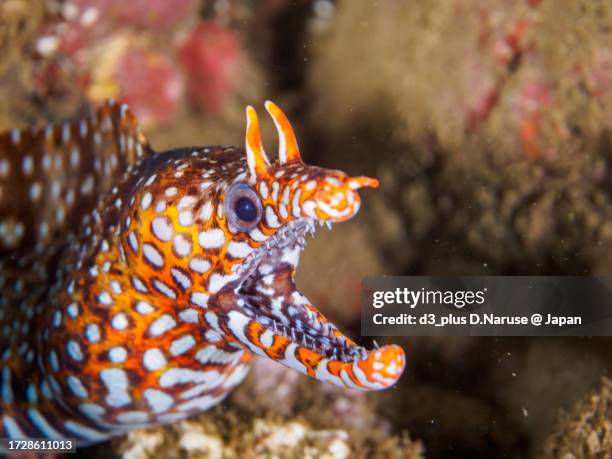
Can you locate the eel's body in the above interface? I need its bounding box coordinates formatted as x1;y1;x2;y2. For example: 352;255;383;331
0;101;405;446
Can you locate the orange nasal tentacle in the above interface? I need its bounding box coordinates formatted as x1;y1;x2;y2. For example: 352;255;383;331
245;106;271;181
347;176;380;190
264;101;302;164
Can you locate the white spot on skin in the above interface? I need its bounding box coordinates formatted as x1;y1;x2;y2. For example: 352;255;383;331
109;346;127;363
85;324;100;343
170;335;196;356
165;187;177;197
66;302;79;318
10;129;20;145
179;308;199;323
153;279;176;299
249;228;268;242
279;203;288;219
51;181;61;198
303;200;317;218
149;314;176;337
207;273;239;293
67;340;83;361
39;222;49;239
78;403;105;420
145;175;157;187
0;160;9;177
143;348;167;371
282;186;291;206
26;383;37;404
205;330;222;343
271;181;280;201
79;120;88;138
260;329;275;348
227;241;253;259
70;148;80;169
155;200;166;213
128;232;138;252
132;276;148;293
111;313;128;330
81;175;94;195
143;243;164;267
198;202;213;221
144;389;174;413
22;156;33;175
178;196;196;209
98;292;113;305
3;416;25;438
40;381;53;400
159;368;223;389
190;292;209;308
135;301;154;315
100;368;131;407
30;182;42;201
62;123;71;142
177;393;225;412
152;217;173;242
64;420;107;442
66;189;75;205
141;192;152;210
198;228;225;249
52;311;62;328
260;183;270;199
178;211;194;227
117;411;149;424
174;234;192;257
171;268;191;290
110;281;122;294
2;367;13;403
67;376;88;398
265;206;280;228
188;257;211;273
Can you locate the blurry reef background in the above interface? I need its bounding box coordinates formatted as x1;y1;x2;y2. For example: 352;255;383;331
0;0;611;458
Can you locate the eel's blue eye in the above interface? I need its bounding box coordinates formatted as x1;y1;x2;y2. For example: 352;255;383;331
234;197;258;222
224;182;263;232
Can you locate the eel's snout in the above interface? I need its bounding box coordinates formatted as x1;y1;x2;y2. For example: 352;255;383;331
300;173;379;222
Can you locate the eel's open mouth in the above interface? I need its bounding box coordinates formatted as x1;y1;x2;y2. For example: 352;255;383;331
215;217;406;391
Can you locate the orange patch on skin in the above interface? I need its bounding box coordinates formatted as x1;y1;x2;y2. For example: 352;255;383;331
295;347;323;376
247;321;290;360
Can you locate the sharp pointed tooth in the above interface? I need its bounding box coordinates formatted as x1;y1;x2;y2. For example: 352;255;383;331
373;339;380;349
326;221;332;230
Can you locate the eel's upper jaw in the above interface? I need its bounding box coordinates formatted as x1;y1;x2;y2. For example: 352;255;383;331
217;218;406;391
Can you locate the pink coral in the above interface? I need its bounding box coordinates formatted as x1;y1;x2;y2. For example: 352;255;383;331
116;47;183;126
179;22;239;113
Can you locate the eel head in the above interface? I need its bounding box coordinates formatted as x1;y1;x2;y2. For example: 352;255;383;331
207;102;405;390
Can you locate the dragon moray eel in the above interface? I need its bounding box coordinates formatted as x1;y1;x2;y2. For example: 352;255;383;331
0;100;405;446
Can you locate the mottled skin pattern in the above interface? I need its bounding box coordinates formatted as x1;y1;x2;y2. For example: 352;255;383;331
0;101;405;448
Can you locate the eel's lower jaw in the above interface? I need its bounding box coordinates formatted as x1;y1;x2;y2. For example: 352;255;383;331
222;305;405;391
220;271;405;390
